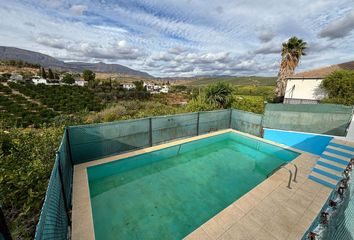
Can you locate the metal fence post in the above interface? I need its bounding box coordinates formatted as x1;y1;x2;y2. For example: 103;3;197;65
0;206;12;240
260;114;265;138
196;112;200;136
229;109;232;129
149;117;153;146
65;128;74;166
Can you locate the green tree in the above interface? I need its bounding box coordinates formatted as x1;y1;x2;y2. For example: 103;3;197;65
321;70;354;105
186;95;217;112
53;72;59;80
232;96;266;114
133;80;146;91
62;73;75;84
83;69;95;82
0;127;63;239
40;67;47;79
48;68;54;79
275;36;307;99
205;82;233;108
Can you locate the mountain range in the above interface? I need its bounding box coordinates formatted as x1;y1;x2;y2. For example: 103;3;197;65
0;46;153;78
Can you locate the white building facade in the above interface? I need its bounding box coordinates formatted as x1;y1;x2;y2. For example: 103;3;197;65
32;77;47;85
284;77;326;104
121;83;135;90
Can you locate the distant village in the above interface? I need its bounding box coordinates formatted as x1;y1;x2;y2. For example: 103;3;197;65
4;71;170;93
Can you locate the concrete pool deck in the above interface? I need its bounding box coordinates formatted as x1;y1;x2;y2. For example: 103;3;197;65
72;129;333;240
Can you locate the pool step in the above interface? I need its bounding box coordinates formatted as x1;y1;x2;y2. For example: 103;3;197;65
321;153;349;166
308;175;337;189
328;142;354;152
308;139;354;189
327;144;354;156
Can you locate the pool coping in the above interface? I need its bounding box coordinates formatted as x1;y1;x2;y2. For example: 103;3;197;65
72;129;327;240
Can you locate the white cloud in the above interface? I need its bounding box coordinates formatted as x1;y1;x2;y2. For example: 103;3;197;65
69;4;88;16
0;0;353;77
319;10;354;39
258;32;276;43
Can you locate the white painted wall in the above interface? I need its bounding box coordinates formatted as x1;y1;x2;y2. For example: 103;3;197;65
284;78;326;101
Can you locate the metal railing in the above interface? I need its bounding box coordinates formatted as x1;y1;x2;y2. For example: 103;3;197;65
267;162;297;189
282;166;294;189
288;163;298;182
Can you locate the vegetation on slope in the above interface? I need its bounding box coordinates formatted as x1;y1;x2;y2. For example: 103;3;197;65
184;76;277;86
8;82;103;113
0;127;63;239
0;84;57;128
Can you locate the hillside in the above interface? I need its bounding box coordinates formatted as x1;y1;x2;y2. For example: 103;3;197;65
295;60;354;78
182;76;277;86
0;46;153;77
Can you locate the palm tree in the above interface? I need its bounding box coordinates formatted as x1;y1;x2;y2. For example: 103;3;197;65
275;36;307;100
205;82;233;108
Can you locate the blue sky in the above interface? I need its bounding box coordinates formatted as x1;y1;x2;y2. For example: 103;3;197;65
0;0;353;77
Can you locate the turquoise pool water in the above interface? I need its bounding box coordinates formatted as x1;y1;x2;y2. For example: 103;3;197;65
87;132;299;240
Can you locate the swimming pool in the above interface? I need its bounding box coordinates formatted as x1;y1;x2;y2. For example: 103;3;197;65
87;131;299;239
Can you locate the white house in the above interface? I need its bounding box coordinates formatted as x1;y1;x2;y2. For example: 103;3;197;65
284;61;354;104
160;85;169;94
9;73;23;82
121;83;135;90
144;82;155;91
75;80;87;87
284;77;326;104
32;76;47;85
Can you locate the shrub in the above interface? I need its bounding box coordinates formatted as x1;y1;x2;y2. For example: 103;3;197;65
62;73;75;84
186;95;218;112
204;82;233;108
232;95;266;114
321;70;354;105
0;127;63;239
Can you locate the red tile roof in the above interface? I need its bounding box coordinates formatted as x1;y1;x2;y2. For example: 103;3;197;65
293;61;354;78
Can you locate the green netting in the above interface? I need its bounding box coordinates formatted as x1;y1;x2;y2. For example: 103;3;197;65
199;109;231;134
263;104;353;136
68;118;151;164
34;131;72;240
34;157;68;240
152;112;198;145
69;110;236;164
57;131;73;207
231;109;263;136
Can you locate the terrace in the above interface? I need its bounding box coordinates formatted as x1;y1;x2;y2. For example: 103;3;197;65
34;104;354;240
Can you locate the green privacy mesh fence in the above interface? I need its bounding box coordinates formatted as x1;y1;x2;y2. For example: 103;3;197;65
68;109;239;164
231;109;263;136
263;104;353;136
151;112;198;145
34;130;72;240
68;118;151;164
